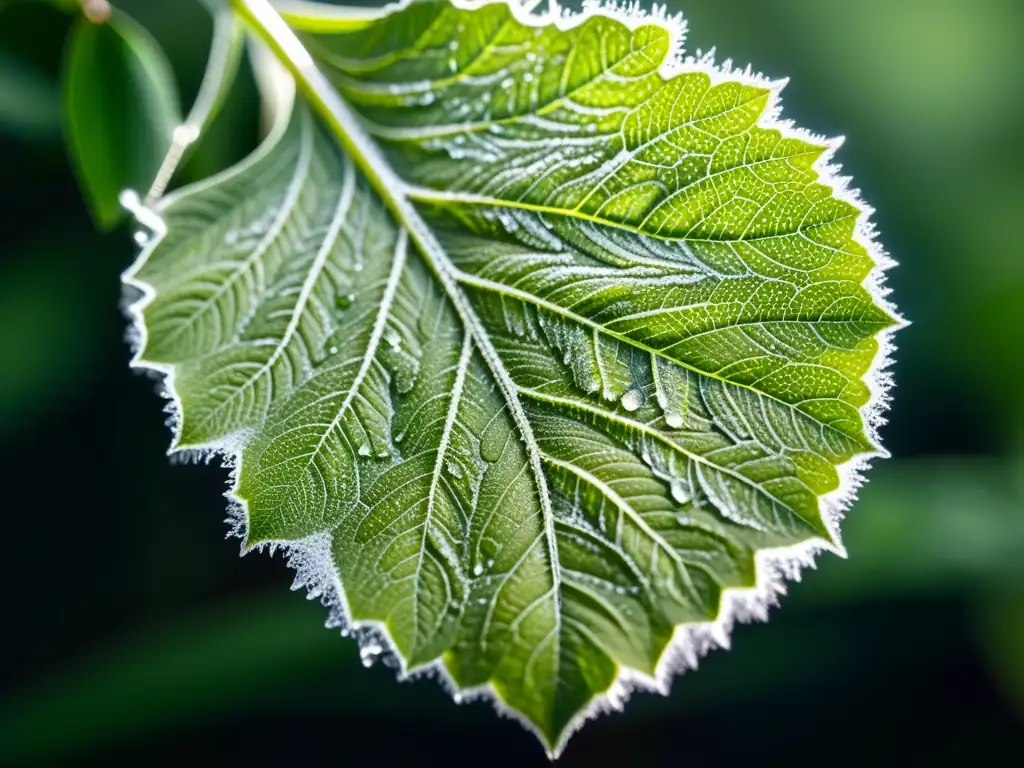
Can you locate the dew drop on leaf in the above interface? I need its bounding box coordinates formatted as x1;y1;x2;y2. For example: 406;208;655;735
620;389;643;412
670;480;689;505
479;418;505;463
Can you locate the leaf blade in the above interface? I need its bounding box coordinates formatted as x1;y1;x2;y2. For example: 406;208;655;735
126;0;901;755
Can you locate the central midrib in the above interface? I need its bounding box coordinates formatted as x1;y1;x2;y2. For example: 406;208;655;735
231;0;566;639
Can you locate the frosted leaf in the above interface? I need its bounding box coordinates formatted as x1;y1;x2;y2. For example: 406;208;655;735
125;0;901;758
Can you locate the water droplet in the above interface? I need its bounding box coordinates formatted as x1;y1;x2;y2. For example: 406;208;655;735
133;231;150;246
335;293;354;310
225;229;239;245
384;328;402;349
670;481;689;504
446;460;463;479
664;412;684;429
473;563;484;577
353;262;364;272
358;443;371;457
621;389;643;412
395;432;405;443
480;421;504;463
523;72;534;83
329;346;338;355
501;77;514;89
448;40;459;51
448;58;458;72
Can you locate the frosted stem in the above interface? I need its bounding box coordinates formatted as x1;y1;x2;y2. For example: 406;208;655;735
145;8;244;203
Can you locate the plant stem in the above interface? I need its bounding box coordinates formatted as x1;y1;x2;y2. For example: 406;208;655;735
146;7;245;202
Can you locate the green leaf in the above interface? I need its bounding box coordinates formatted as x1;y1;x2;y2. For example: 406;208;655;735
63;10;181;230
124;0;901;755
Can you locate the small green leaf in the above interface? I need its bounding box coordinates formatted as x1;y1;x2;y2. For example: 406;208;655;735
125;0;902;755
63;9;180;230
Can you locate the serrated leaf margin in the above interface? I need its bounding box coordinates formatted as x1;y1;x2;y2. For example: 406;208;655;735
121;0;903;757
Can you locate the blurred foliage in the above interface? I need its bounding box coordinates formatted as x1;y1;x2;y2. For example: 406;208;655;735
0;50;60;141
62;8;180;229
0;0;1021;765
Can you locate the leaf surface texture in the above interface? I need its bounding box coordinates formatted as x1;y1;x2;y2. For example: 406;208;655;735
126;0;899;754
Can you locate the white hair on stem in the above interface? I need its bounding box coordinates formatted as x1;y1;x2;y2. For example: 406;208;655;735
122;0;904;759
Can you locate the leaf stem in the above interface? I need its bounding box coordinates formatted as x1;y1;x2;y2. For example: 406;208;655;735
146;6;245;203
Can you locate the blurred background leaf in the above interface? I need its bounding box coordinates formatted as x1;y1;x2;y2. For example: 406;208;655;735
0;50;60;141
62;9;181;229
0;0;1021;765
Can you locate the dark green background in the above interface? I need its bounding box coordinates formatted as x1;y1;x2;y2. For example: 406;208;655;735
1;0;1021;764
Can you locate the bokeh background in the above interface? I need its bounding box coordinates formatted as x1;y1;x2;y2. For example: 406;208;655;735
1;0;1022;764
